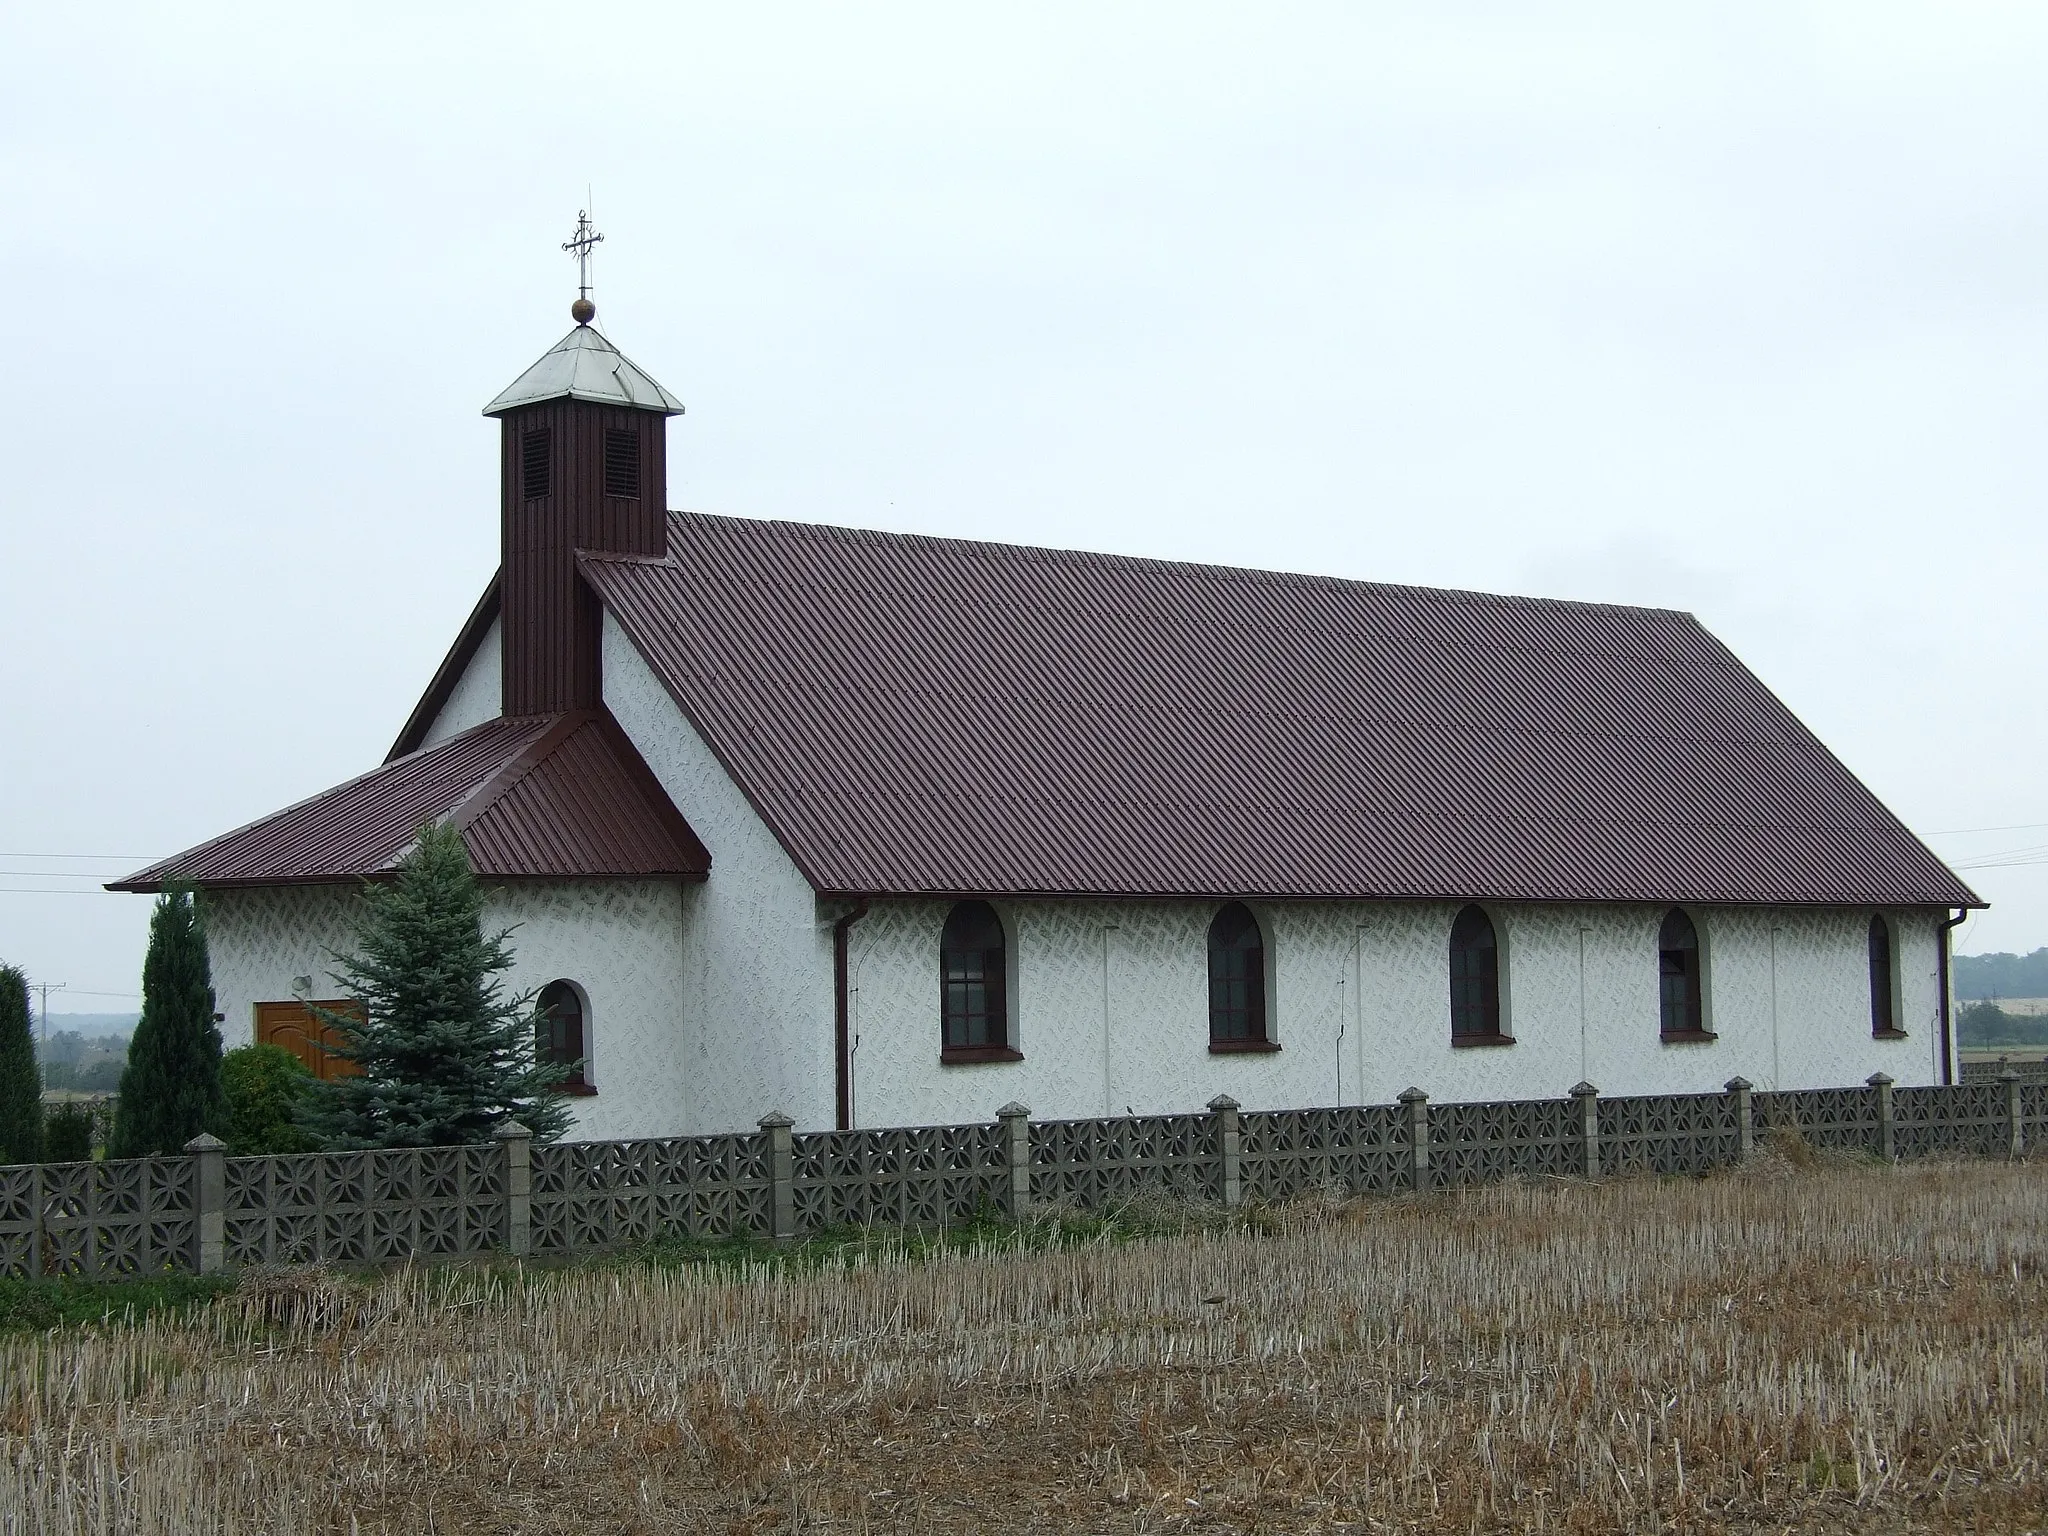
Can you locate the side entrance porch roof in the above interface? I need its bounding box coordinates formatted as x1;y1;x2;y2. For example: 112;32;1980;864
111;711;709;892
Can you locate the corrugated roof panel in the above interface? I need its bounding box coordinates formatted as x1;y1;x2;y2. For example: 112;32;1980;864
583;514;1978;908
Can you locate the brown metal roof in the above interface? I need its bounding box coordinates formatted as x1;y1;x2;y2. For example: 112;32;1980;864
580;513;1978;909
112;711;709;892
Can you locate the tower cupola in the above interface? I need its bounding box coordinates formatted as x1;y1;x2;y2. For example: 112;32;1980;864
482;213;682;716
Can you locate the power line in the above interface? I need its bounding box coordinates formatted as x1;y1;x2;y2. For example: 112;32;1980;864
0;888;131;897
0;852;154;861
1926;822;2048;838
0;869;137;879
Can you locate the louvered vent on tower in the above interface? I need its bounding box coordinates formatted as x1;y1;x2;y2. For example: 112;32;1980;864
521;429;552;500
603;429;640;500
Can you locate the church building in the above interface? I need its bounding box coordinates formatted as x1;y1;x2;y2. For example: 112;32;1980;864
115;267;1981;1140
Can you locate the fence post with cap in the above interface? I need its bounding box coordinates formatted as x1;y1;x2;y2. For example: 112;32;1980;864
184;1133;227;1275
1569;1082;1600;1181
1866;1073;1895;1162
494;1120;533;1257
996;1102;1032;1219
1725;1077;1754;1164
1207;1095;1241;1208
759;1112;796;1242
2002;1068;2025;1160
1399;1087;1431;1192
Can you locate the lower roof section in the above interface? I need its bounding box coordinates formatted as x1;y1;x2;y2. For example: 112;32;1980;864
110;711;710;892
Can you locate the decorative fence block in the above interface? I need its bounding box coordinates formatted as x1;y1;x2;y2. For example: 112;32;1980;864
39;1159;197;1278
1894;1083;2008;1160
529;1133;773;1252
789;1123;1009;1231
1029;1113;1222;1209
1598;1091;1742;1177
1237;1106;1410;1203
1428;1097;1581;1188
2023;1083;2048;1146
224;1145;505;1267
1751;1088;1878;1152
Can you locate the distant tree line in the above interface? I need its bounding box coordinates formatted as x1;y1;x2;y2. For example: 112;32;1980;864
1955;948;2048;1001
1958;1000;2048;1049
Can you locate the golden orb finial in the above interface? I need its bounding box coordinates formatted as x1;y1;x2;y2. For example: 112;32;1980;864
571;297;596;325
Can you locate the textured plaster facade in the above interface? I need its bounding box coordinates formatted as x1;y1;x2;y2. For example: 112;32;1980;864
841;898;1949;1128
204;878;691;1142
417;617;501;749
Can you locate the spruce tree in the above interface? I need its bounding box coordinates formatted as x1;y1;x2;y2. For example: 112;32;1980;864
109;889;227;1158
0;965;43;1164
302;821;570;1148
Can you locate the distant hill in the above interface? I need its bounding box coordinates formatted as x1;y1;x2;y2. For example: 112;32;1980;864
1955;950;2048;1001
43;1012;139;1034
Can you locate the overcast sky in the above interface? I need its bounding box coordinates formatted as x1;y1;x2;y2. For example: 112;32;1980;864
3;3;2045;1013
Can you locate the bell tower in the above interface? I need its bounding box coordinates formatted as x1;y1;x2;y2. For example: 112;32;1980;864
482;212;684;716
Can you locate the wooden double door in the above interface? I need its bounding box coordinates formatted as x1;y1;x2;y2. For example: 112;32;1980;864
254;1000;365;1080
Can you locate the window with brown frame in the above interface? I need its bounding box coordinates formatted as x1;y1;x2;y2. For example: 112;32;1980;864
1207;902;1273;1050
1449;904;1506;1042
940;901;1014;1059
538;980;594;1093
1868;915;1902;1037
1658;908;1710;1039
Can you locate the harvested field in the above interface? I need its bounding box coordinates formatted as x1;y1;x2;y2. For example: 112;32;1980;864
5;1157;2048;1533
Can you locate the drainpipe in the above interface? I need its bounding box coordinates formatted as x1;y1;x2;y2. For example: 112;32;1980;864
833;897;870;1131
1937;907;1967;1087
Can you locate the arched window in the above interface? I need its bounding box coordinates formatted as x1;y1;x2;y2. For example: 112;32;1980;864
941;901;1010;1055
1869;915;1900;1036
1448;905;1504;1041
1207;902;1270;1048
1658;909;1706;1038
538;980;593;1093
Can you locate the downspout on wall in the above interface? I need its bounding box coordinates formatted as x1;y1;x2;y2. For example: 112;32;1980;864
833;898;871;1130
1938;907;1967;1086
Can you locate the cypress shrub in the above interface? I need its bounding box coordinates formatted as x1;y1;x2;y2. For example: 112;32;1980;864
110;890;227;1158
301;822;570;1148
0;965;43;1164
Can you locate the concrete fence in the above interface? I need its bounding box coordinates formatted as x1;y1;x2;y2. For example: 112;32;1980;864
4;1072;2042;1280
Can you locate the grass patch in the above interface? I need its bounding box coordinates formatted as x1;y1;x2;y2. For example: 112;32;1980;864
0;1271;235;1332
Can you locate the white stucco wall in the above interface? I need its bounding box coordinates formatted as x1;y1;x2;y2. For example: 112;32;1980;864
417;617;502;749
843;898;1950;1127
203;878;690;1141
600;611;837;1133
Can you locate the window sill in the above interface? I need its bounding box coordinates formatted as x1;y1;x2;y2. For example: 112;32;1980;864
1871;1028;1910;1041
1451;1034;1516;1049
940;1046;1024;1065
559;1082;597;1097
1208;1039;1281;1055
1659;1030;1719;1045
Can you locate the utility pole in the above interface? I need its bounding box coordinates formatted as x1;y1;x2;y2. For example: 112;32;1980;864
36;982;66;1086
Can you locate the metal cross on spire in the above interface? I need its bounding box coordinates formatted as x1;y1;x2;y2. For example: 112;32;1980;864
563;208;604;324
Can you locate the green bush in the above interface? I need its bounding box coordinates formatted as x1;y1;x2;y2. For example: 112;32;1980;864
45;1101;94;1162
222;1044;315;1155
